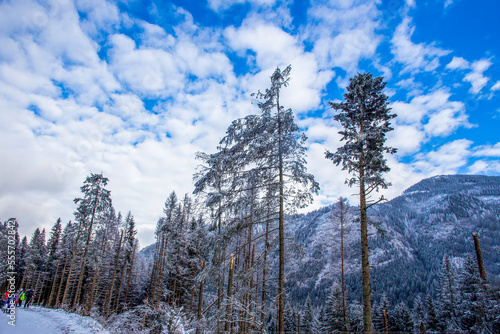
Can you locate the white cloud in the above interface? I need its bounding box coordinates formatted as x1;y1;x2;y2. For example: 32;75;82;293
446;56;470;70
492;81;500;91
444;0;454;8
391;17;451;73
473;142;500;157
307;0;382;74
224;18;333;113
392;89;471;138
208;0;276;12
464;59;492;94
413;139;472;174
468;160;500;174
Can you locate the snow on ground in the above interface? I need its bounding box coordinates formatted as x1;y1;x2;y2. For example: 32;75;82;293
0;306;109;334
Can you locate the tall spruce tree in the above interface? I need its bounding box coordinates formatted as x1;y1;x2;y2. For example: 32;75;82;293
194;65;318;332
325;73;396;333
73;173;113;307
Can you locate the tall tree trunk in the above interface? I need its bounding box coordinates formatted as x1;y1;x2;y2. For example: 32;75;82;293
261;218;269;333
383;309;388;334
114;256;127;312
33;272;41;305
339;199;349;331
225;254;235;333
124;241;137;304
197;260;205;320
47;260;61;307
61;232;81;307
359;162;373;333
55;253;69;307
277;89;285;334
105;230;124;317
73;192;100;308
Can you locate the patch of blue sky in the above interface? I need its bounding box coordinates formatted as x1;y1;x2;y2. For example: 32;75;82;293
412;0;499;60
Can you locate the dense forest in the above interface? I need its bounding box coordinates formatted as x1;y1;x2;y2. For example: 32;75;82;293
1;68;500;333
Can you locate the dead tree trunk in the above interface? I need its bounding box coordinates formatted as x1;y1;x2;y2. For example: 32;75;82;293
472;232;487;280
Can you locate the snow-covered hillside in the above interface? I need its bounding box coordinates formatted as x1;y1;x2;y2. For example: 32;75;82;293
286;174;500;306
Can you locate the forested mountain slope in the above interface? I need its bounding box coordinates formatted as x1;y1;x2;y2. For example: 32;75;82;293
287;174;500;307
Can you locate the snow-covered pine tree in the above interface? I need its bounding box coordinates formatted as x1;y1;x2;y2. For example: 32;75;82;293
436;255;459;331
325;73;396;333
301;296;318;334
324;282;344;333
391;302;412;332
412;294;426;332
17;236;29;289
426;295;439;332
456;254;485;331
372;293;390;332
43;218;63;304
194;65;318;333
331;197;352;331
72;173;113;308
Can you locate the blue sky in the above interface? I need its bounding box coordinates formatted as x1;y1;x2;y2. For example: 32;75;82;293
0;0;498;246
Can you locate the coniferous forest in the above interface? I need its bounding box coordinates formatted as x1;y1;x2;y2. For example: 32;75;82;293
1;68;500;333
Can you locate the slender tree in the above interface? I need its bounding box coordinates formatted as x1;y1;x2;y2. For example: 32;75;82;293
72;173;113;307
325;72;396;333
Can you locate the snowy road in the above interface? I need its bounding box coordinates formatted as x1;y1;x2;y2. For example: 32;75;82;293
0;306;110;333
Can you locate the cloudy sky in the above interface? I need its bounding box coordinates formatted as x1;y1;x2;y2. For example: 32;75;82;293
1;0;499;247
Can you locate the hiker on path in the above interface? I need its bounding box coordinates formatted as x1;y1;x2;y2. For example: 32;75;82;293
24;289;34;308
19;289;25;307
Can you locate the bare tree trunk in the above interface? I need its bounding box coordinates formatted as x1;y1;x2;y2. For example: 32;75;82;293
276;88;285;334
124;241;137;304
261;218;269;333
197;260;205;320
36;273;47;305
297;313;301;334
148;233;161;302
225;254;235;333
47;260;61;307
73;193;100;308
61;239;80;307
359;161;373;333
33;272;41;304
55;253;69;307
114;257;127;312
20;266;31;291
472;232;487;280
338;199;349;332
105;230;124;317
383;309;388;334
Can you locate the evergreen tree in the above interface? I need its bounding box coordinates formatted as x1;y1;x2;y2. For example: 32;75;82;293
324;282;344;333
372;293;390;332
47;218;62;265
325;72;397;333
436;255;459;331
194;66;318;332
284;302;298;333
72;172;113;307
391;302;413;332
457;254;484;331
412;294;426;331
301;296;317;334
426;295;439;332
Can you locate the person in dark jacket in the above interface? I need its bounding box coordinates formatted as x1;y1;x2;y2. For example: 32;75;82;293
24;289;34;308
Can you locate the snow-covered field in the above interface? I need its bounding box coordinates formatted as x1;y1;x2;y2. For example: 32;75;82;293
0;306;109;334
